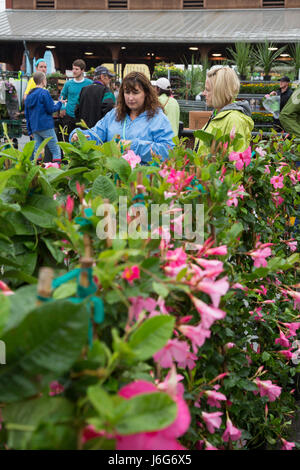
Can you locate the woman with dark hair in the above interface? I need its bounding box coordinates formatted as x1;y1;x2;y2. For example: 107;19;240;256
70;72;174;164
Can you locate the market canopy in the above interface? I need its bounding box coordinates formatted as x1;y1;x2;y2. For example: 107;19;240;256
0;8;299;43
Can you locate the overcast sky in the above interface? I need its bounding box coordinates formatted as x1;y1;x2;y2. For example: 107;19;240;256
0;1;5;11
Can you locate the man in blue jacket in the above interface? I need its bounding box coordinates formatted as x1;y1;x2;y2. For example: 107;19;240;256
25;71;64;162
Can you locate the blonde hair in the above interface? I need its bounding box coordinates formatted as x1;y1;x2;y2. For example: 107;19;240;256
206;66;240;109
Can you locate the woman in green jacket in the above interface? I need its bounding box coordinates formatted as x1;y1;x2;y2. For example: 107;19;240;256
195;66;254;155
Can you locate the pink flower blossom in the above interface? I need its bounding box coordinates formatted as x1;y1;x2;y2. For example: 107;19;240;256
205;390;227;408
278;349;293;360
178;323;211;353
76;181;85;200
49;381;64;396
164;247;187;277
153;339;193;369
65;195;74;221
253;378;282;401
44;162;60;169
202;411;223;434
191;296;226;329
222;417;242;442
196;277;229;308
281;439;295;450
0;280;14;296
194;259;224;280
122;265;140;284
286;289;300;310
228;146;251;171
205;245;228;256
122;150;141;168
282;322;300;337
275;330;290;348
250;247;272;268
256;146;267;157
270;174;284;189
286;240;297;252
264;165;271;174
271;192;284;208
225;342;236;350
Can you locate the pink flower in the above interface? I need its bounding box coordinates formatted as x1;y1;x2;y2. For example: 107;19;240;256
271;192;284;208
278;349;293;360
264;165;271;174
270;174;284;189
0;280;14;296
282;322;300;337
253;378;282;401
178;323;211;353
275;330;290;348
286;289;300;310
256;146;267;157
225;342;236;350
116;380;191;450
202;411;223;434
76;181;85;200
250;247;272;268
196;277;229;308
122;265;140;284
205;390;227;408
281;439;295;450
205;245;228;256
286;240;297;252
191;296;226;329
49;381;64;396
65;195;74;221
195;259;224;280
153;339;193;369
222;417;242;442
164;247;187;277
44;162;60;169
122;150;141;169
228;146;251;171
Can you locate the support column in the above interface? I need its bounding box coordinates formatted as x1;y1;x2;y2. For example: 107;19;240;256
109;45;120;74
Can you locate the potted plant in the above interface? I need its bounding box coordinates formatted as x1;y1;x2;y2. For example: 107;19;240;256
227;42;253;80
251;41;287;81
289;43;300;80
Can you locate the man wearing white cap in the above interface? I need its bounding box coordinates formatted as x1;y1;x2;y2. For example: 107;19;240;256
154;77;180;137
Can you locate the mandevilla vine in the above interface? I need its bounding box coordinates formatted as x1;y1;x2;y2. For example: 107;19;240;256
0;126;299;450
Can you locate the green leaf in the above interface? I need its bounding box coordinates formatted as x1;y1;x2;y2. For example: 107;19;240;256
225;222;243;244
105;157;131;182
3;285;37;333
22;194;58;228
0;300;90;402
193;129;214;145
115;392;177;435
128;315;175;361
0;294;10;335
91;175;117;202
2;396;74;450
152;281;169;298
87;385;115;420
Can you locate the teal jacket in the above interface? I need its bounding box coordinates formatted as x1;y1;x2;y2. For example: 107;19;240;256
195;101;254;154
279;88;300;138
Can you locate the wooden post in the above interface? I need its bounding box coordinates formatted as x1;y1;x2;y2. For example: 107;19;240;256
79;233;94;287
37;267;54;305
137;171;143;194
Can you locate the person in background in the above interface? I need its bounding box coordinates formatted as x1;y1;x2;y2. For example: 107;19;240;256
75;65;115;129
154;77;180;137
59;59;92;137
70;71;174;164
270;76;293;130
23;59;47;100
25;72;64;163
113;80;121;100
195;65;254;154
